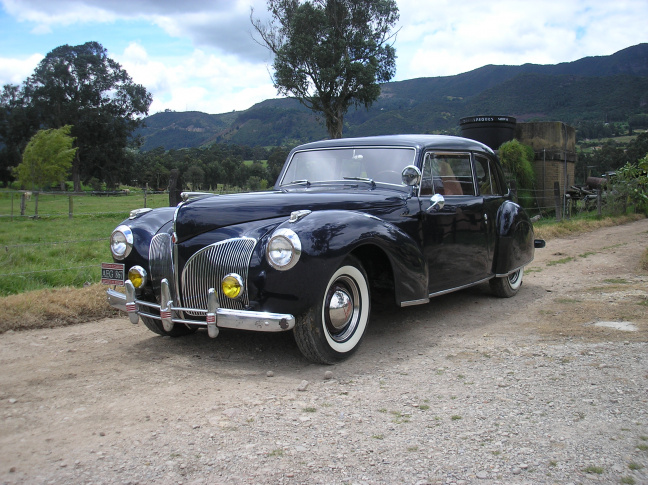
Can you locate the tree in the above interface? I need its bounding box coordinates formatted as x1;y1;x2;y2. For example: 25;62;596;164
0;84;41;185
498;139;535;189
21;42;152;191
185;165;205;190
15;125;77;190
612;155;648;215
252;0;398;139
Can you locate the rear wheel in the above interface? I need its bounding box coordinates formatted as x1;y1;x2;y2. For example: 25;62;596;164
489;267;524;298
294;256;370;364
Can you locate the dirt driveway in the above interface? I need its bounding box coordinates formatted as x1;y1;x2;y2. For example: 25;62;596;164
1;219;647;485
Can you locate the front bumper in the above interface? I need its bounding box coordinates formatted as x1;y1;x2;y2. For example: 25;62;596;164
107;278;295;337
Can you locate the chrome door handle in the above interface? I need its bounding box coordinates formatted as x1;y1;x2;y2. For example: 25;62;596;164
426;194;445;213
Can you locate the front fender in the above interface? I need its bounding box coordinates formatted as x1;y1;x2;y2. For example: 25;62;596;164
261;210;428;312
493;201;535;275
113;207;175;270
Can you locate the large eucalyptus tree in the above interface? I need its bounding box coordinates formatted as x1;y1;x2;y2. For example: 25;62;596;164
252;0;399;139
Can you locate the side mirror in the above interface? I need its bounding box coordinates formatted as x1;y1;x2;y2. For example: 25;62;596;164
401;165;421;186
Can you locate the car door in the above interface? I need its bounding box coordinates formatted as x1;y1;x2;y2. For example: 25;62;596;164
419;151;490;295
473;153;507;267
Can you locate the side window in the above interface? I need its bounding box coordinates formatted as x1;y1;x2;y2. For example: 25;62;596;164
421;152;475;196
474;155;505;196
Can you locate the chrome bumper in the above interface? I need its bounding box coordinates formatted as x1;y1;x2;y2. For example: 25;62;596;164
107;278;295;337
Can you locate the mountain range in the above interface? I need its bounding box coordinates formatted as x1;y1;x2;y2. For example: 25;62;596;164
136;43;648;151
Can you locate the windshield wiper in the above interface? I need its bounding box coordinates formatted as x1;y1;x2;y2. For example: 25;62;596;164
284;179;311;187
343;176;376;188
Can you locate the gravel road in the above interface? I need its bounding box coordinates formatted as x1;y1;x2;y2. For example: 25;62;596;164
1;219;647;485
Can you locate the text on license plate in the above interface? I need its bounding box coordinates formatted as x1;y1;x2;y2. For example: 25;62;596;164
101;262;125;286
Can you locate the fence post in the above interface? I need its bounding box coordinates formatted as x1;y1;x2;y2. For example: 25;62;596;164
597;189;602;217
34;192;39;218
20;193;26;216
68;195;73;219
11;193;14;221
144;184;148;208
564;175;570;220
168;169;178;206
554;182;562;222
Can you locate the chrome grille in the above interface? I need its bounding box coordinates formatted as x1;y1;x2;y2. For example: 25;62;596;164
181;237;256;315
149;233;175;302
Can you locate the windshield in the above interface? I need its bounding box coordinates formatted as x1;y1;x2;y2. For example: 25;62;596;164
279;147;417;187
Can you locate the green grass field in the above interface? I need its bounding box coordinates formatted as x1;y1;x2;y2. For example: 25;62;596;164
0;188;644;297
0;191;171;296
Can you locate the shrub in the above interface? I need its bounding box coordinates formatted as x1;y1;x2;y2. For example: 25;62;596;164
498;139;535;190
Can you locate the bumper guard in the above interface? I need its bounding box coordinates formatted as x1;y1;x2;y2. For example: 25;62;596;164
107;278;295;336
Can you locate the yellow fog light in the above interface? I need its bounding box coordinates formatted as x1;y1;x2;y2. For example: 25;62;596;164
128;265;147;289
222;273;243;299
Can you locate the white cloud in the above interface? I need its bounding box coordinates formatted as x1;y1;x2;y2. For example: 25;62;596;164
0;53;43;85
116;43;278;114
1;0;646;113
394;0;648;80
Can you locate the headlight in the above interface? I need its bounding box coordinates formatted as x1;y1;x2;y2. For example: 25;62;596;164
110;225;133;260
266;228;301;271
128;265;147;289
222;273;243;299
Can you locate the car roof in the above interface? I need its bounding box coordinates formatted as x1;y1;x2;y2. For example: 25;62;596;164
292;134;495;155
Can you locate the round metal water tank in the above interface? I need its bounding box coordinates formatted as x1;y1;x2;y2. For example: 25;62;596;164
459;116;516;151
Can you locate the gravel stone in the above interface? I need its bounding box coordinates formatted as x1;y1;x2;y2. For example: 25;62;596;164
0;219;647;484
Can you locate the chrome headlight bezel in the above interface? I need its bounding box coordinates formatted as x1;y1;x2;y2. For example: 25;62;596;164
110;225;134;260
221;273;244;300
266;228;302;271
128;265;148;289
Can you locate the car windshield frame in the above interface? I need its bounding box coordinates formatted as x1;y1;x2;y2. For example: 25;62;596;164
278;146;418;189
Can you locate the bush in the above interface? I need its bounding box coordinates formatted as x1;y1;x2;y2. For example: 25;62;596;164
612;155;648;215
498;139;535;189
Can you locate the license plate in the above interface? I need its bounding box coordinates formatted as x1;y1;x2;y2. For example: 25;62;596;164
101;263;125;286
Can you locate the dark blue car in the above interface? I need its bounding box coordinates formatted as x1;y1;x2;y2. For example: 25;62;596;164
104;135;544;364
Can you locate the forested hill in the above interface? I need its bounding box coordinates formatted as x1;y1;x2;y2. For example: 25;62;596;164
136;43;648;151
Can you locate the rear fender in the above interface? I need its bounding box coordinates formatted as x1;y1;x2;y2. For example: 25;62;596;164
493;201;535;275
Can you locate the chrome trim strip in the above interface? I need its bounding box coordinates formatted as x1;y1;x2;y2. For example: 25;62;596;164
106;289;295;333
428;276;493;298
399;298;429;308
494;264;525;278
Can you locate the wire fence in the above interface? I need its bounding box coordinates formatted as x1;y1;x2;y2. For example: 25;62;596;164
0;189;169;219
512;181;638;222
0;183;638;296
0;190;165;295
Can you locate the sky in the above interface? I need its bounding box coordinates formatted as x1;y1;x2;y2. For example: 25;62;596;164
0;0;646;115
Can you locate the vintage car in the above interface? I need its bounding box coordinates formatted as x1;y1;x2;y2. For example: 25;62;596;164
103;134;544;364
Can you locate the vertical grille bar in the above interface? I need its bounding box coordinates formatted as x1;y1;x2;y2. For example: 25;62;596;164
148;233;175;302
181;237;256;315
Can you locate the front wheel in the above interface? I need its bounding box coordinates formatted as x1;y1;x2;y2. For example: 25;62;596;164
294;256;370;364
489;267;524;298
141;315;198;337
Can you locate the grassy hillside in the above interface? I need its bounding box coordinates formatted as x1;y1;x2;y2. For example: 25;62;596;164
135;43;648;150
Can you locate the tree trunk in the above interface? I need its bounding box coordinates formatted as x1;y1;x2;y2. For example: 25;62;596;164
325;106;345;139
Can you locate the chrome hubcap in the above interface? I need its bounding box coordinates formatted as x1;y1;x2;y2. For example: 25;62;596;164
508;268;523;289
325;276;360;342
328;289;353;330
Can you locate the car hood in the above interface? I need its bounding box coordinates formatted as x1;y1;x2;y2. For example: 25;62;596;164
174;189;407;242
